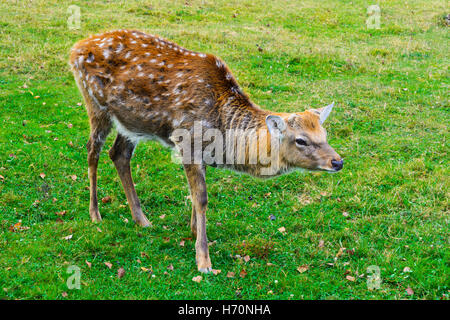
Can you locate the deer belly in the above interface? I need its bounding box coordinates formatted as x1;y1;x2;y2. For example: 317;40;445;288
111;115;172;147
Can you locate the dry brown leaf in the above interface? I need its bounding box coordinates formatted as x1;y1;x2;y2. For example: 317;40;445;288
104;262;112;269
226;271;235;278
179;240;185;247
239;270;247;278
297;265;309;273
192;275;202;283
244;255;251;263
167;264;174;271
159;214;166;219
318;240;325;248
278;226;286;234
101;196;112;203
70;175;77;181
403;267;411;273
212;269;221;275
346;275;355;282
39;173;45;179
61;292;68;297
85;260;92;268
406;287;414;295
55;210;66;216
117;267;125;279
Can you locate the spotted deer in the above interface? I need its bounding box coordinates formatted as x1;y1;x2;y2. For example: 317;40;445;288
69;30;343;273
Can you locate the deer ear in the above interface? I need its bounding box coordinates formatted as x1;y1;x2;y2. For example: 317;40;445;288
265;115;286;137
310;102;334;124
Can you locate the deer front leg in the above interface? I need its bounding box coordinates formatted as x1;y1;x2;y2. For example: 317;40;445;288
86;117;111;223
190;207;197;237
184;164;211;273
109;134;150;227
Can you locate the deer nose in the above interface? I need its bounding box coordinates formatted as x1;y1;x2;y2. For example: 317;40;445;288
331;159;344;171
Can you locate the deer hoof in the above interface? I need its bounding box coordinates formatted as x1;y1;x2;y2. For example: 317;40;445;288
90;210;102;223
198;267;213;274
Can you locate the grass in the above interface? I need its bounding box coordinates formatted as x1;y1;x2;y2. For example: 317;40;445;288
0;0;448;300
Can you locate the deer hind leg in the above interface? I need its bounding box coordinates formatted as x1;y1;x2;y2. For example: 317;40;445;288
86;114;111;222
184;164;212;273
109;134;150;227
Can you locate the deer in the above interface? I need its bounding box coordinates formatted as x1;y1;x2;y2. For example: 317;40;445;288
69;29;343;273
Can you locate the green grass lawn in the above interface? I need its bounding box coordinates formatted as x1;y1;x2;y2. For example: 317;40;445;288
0;0;448;300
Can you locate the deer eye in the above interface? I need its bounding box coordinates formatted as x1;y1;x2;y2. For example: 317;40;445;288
295;138;308;146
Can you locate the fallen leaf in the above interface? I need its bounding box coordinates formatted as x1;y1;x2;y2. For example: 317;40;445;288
297;265;309;273
96;227;102;233
104;262;112;269
192;275;202;283
159;214;166;219
336;247;346;258
403;267;411;273
62;234;73;240
70;175;77;181
226;271;235;278
179;240;185;247
67;123;73;128
318;240;325;248
346;275;355;282
342;211;349;217
278;226;286;234
244;255;250;263
39;173;45;179
239;270;247;278
140;252;149;258
208;240;217;247
85;260;92;268
167;264;174;271
9;221;22;232
141;266;152;273
61;292;68;298
101;196;111;203
117;267;125;279
212;269;221;275
55;210;66;216
406;287;414;295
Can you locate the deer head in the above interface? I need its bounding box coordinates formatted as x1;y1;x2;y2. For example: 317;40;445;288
266;102;343;172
